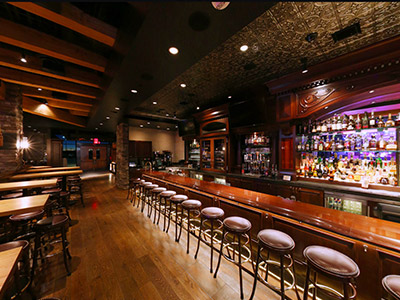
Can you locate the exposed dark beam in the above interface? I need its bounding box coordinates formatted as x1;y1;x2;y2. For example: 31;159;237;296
47;100;91;112
23;96;86;127
70;109;90;116
0;47;101;88
0;17;107;72
9;2;117;47
21;86;95;107
0;66;98;98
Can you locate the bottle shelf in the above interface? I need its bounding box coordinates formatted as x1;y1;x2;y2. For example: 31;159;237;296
243;144;271;148
298;150;399;153
297;125;399;137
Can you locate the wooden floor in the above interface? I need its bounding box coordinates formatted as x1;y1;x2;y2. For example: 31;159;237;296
34;176;293;300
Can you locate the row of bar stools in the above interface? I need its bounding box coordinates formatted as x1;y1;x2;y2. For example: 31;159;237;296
179;200;202;254
150;187;167;223
249;229;300;300
383;275;400;300
143;184;159;216
214;216;253;300
195;207;224;272
167;194;188;242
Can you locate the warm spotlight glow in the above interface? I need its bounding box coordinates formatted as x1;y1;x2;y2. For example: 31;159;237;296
180;83;186;88
240;45;248;52
131;89;138;93
169;47;179;55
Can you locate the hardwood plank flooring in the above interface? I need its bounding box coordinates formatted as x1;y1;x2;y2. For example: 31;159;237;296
33;176;290;300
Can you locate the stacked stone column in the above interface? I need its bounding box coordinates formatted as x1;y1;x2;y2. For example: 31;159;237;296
116;122;129;189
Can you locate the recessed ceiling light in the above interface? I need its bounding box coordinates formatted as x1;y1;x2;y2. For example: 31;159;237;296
371;101;375;104
175;125;178;128
240;45;248;52
131;89;138;94
196;106;200;110
369;90;374;93
169;47;179;55
140;124;143;127
147;122;150;125
27;125;31;128
302;69;308;74
324;106;329;109
99;122;103;126
157;125;160;128
115;107;120;111
20;54;27;63
38;88;42;91
153;101;157;105
228;96;232;99
167;128;170;130
166;113;169;116
95;127;98;130
106;116;110;120
180;83;186;88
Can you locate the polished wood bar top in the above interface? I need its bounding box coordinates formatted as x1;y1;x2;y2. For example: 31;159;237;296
0;194;49;217
28;166;48;169
10;170;83;181
0;246;22;298
0;179;58;192
144;171;400;252
23;166;80;173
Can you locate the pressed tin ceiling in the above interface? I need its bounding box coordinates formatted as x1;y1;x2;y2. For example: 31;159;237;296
137;2;400;119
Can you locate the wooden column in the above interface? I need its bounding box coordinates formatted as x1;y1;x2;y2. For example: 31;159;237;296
116;123;129;189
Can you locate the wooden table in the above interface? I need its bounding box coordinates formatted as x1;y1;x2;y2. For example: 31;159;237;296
0;194;49;217
24;166;80;173
10;170;83;191
28;166;48;169
0;246;23;299
0;179;58;196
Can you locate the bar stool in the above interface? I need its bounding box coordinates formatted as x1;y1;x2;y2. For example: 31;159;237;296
158;190;176;230
179;199;202;254
214;216;252;300
31;215;71;277
150;187;167;223
382;275;400;300
195;207;224;273
1;192;23;199
129;178;142;204
142;184;159;215
249;229;300;300
137;181;152;209
166;194;188;242
9;210;45;241
303;245;360;300
68;179;84;207
59;191;71;222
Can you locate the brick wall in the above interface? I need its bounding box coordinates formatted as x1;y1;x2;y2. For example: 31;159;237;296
0;83;23;177
116;122;129;189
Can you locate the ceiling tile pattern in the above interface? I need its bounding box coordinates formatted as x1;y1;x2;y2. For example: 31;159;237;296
138;2;400;119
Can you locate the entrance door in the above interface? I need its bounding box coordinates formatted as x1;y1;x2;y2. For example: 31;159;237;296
80;145;108;170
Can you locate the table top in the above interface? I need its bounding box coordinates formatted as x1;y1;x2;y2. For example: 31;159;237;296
0;246;23;298
24;166;80;173
10;170;83;181
0;179;58;192
0;194;49;217
28;166;48;169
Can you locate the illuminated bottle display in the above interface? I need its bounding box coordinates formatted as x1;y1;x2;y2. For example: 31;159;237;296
242;132;272;176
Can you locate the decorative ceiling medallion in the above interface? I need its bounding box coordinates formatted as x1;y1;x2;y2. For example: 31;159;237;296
211;2;230;10
299;87;335;114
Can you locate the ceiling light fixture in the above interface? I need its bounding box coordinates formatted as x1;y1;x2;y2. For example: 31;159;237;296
20;54;27;63
140;125;143;127
240;45;248;52
175;125;178;128
169;47;179;55
95;127;98;130
301;57;308;74
157;125;160;128
180;83;186;88
166;113;169;116
153;101;157;105
147;122;150;125
99;122;103;126
43;100;48;105
196;106;200;110
369;90;375;93
115;107;120;111
324;106;329;110
106;116;110;120
228;96;232;99
211;2;230;10
131;89;138;94
38;88;42;91
167;128;170;130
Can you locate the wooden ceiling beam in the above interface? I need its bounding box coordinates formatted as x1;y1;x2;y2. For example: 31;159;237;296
23;96;86;127
0;18;107;72
21;87;95;107
0;47;101;88
47;100;91;112
8;2;117;47
0;66;98;98
69;110;90;116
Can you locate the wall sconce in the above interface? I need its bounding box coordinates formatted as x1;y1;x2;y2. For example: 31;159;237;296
17;136;30;149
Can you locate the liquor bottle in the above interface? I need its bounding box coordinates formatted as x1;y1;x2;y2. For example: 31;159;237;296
386;136;397;150
327;118;332;132
378;135;387;150
316;120;321;133
332;115;337;131
324;136;332;151
313;136;319;151
378;115;385;128
312;121;317;133
318;137;325;151
337;115;343;131
369;111;376;128
386;113;395;127
347;115;355;130
396;112;400;126
362;112;369;129
342;115;348;130
355;114;362;130
321;121;327;132
369;134;378;150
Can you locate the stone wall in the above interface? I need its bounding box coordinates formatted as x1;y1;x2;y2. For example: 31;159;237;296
0;83;23;177
116;122;129;189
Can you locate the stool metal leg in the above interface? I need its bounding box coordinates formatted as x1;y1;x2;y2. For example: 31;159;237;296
194;215;203;260
166;201;172;233
249;243;261;300
61;226;71;276
303;265;310;300
175;203;180;242
238;233;244;300
213;228;225;278
210;219;214;273
186;208;190;253
280;255;285;300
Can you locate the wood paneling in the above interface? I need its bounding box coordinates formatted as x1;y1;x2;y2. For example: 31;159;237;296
23;96;86;127
47;139;63;167
276;94;293;122
22;87;95;107
9;2;117;47
0;17;107;72
0;47;101;88
296;187;323;206
129;141;152;159
47;100;91;112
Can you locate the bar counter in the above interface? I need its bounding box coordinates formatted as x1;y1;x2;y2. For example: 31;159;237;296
144;170;400;300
